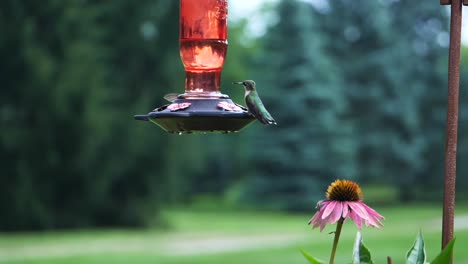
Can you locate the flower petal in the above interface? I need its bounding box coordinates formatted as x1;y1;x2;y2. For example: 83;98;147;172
348;202;369;220
308;203;327;229
308;210;322;228
319;220;327;232
328;202;343;224
342;202;349;218
361;203;384;219
321;201;337;220
349;210;362;229
361;203;384;227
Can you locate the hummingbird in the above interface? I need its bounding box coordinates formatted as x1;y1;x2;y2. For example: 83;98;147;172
233;80;277;125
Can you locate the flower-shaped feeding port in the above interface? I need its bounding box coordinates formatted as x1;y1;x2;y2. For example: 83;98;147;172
134;0;255;134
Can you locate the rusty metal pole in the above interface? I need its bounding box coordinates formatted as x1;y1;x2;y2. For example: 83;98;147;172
440;0;463;259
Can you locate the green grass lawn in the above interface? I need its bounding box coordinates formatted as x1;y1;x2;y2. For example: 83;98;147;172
1;205;468;264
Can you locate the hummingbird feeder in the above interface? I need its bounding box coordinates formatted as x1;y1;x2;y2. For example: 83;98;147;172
134;0;255;133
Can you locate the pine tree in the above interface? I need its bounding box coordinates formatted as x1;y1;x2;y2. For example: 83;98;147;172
317;0;450;201
240;0;356;210
0;0;180;230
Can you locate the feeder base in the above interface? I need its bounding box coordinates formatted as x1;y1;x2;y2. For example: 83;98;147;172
134;98;255;134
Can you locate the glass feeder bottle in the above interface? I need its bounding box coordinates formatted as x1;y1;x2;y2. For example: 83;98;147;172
180;0;228;98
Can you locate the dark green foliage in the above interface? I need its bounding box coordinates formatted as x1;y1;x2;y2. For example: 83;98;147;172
0;0;180;230
316;0;451;201
239;0;357;211
235;0;458;207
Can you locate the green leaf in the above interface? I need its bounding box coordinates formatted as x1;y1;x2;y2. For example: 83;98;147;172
431;238;456;264
406;231;426;264
299;247;326;264
353;232;373;264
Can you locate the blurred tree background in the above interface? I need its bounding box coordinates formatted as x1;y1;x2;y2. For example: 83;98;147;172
1;0;467;231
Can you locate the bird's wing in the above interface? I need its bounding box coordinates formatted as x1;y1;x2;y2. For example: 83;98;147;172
163;93;179;102
245;91;277;125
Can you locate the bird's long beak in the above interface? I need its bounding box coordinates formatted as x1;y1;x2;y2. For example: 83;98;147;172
233;81;243;85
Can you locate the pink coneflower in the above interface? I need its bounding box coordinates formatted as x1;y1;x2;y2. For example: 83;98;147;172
308;179;384;264
309;179;384;231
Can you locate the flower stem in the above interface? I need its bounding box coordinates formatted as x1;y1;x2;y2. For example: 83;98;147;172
329;219;344;264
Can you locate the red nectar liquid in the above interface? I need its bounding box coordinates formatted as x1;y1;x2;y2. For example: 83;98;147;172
180;0;228;96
